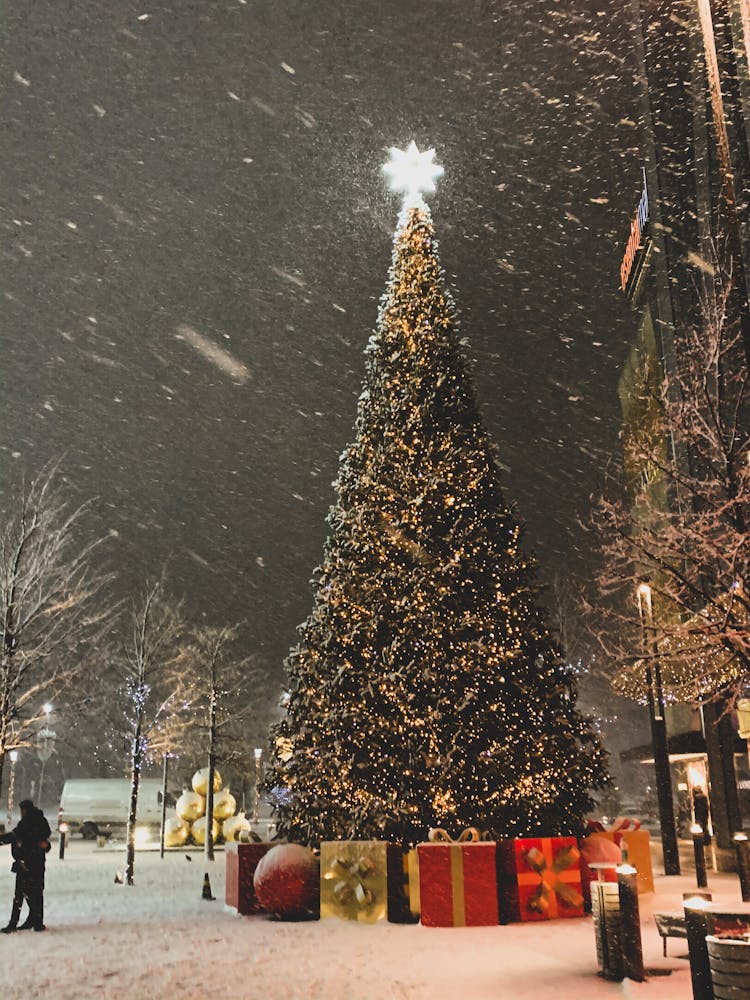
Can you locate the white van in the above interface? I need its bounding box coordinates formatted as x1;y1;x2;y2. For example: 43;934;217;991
58;779;173;839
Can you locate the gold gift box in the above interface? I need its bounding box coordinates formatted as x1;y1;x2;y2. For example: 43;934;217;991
320;841;416;923
599;829;654;894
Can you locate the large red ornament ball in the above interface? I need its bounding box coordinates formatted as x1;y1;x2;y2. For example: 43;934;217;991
253;844;320;920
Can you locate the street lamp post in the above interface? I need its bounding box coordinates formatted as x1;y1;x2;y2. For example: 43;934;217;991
159;752;170;860
36;704;56;808
6;750;18;826
637;583;681;875
253;748;263;824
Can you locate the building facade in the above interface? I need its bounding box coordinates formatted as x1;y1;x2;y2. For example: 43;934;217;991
618;0;750;862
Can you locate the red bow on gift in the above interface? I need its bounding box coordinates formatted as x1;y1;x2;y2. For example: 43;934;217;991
585;816;641;835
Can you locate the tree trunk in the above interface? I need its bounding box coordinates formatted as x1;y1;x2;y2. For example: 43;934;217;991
125;723;143;886
205;750;215;862
0;685;11;797
159;753;169;860
204;680;218;862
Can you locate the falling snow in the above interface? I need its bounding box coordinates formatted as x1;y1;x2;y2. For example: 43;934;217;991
3;0;650;848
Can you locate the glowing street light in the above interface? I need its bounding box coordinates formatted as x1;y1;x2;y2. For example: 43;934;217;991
36;704;56;807
636;584;663;721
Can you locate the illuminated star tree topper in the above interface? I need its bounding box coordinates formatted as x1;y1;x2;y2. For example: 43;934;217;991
381;141;444;210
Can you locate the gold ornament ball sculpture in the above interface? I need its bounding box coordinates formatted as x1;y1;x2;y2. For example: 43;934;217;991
212;788;236;822
163;817;191;848
222;813;252;843
191;767;222;796
191;815;220;846
176;789;205;823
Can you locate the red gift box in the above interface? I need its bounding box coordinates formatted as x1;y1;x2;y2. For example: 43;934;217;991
225;842;273;914
417;831;498;927
497;837;584;923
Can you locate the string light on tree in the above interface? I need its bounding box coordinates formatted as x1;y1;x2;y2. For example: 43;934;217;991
265;143;607;846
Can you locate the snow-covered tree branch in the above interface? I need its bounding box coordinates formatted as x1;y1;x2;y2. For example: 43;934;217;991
0;465;110;795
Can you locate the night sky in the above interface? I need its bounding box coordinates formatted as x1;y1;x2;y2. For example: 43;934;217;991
1;1;642;687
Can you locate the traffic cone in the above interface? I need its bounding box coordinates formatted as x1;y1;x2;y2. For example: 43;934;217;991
202;872;215;901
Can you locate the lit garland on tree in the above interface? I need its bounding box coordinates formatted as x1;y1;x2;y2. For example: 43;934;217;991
265;143;607;846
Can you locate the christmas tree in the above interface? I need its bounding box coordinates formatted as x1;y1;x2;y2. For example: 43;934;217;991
266;144;607;845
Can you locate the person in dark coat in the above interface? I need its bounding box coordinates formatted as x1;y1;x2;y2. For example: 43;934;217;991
693;787;712;846
0;799;51;932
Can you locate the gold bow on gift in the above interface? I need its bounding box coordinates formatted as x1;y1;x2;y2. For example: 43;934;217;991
522;844;583;916
331;856;376;909
427;827;482;843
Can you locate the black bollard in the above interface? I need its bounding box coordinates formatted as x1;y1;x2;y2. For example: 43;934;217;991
734;833;750;903
58;824;67;860
692;824;708;889
617;864;644;982
683;897;714;1000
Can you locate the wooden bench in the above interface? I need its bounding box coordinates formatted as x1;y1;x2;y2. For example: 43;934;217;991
654;911;687;957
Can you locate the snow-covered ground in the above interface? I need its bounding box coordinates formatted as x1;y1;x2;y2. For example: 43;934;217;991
0;839;723;999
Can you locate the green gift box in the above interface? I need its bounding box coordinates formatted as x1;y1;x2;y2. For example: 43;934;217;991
320;841;414;923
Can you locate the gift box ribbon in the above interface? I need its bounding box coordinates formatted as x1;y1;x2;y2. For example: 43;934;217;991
517;843;584;917
427;827;481;844
586;816;642;835
610;817;641;833
330;856;376;909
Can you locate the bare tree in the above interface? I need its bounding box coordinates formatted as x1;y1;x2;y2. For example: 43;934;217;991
58;647;141;780
590;261;749;703
549;574;645;804
117;581;189;885
185;625;265;861
0;466;108;796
